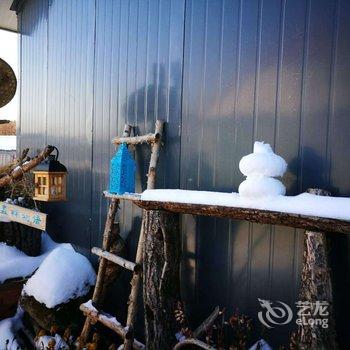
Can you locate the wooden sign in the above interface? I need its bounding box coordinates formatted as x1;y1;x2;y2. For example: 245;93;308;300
0;202;47;231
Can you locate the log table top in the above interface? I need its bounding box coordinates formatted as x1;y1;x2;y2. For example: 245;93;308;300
103;191;350;234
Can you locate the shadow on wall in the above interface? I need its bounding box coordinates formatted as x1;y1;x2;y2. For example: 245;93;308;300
122;62;182;190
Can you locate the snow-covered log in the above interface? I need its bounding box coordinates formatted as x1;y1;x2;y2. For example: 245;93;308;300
105;190;350;234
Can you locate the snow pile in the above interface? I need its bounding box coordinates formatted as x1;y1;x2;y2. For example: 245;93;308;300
239;142;287;198
23;246;96;308
141;189;350;221
0;233;61;283
0;308;23;350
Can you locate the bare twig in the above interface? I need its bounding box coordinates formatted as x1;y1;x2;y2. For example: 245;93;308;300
0;146;54;188
193;306;221;339
174;338;216;350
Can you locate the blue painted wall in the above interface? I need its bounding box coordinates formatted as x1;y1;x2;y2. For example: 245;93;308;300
18;0;350;347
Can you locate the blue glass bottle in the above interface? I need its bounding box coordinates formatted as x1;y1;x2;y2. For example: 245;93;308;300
109;143;136;194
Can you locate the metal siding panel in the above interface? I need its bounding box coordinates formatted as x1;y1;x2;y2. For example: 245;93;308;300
327;1;350;347
90;0;185;325
44;0;94;255
273;0;307;308
0;150;16;165
17;0;350;346
180;0;206;318
19;0;48;152
180;0;350;346
91;0;185;248
328;0;350;196
299;0;337;191
249;0;283;320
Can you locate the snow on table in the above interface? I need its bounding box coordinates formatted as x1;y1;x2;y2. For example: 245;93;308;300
141;189;350;221
23;245;96;308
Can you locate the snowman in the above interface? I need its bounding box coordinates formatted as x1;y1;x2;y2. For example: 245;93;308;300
238;141;287;198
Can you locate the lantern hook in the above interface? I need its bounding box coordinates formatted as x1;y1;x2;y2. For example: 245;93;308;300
49;145;60;161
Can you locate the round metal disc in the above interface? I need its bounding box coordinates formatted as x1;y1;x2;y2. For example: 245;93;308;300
0;58;17;108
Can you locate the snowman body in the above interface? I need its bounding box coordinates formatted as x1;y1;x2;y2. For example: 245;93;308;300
238;142;287;198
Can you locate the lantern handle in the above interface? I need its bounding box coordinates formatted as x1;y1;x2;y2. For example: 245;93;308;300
52;146;59;161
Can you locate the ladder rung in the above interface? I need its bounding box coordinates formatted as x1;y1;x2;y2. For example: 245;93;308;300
92;247;142;273
112;133;160;145
80;301;145;350
103;191;141;201
80;302;130;339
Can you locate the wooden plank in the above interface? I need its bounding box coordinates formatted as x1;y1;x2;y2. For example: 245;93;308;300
103;192;350;234
0;202;47;231
131;200;350;235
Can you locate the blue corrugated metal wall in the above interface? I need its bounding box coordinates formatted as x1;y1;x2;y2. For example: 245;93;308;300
19;0;48;149
18;0;350;347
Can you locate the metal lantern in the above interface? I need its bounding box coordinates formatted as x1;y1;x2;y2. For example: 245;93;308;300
109;143;136;195
33;147;67;201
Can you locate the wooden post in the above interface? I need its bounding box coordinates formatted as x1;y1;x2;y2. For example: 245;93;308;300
143;209;181;350
124;120;164;350
296;188;338;349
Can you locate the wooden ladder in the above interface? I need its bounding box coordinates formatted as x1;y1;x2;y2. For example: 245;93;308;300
79;120;164;350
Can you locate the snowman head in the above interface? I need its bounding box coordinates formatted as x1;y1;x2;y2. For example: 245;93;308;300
239;141;287;178
253;141;274;154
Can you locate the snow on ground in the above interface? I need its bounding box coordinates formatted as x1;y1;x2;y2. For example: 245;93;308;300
0;233;63;283
141;189;350;221
23;245;96;308
0;135;16;150
0;308;23;350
